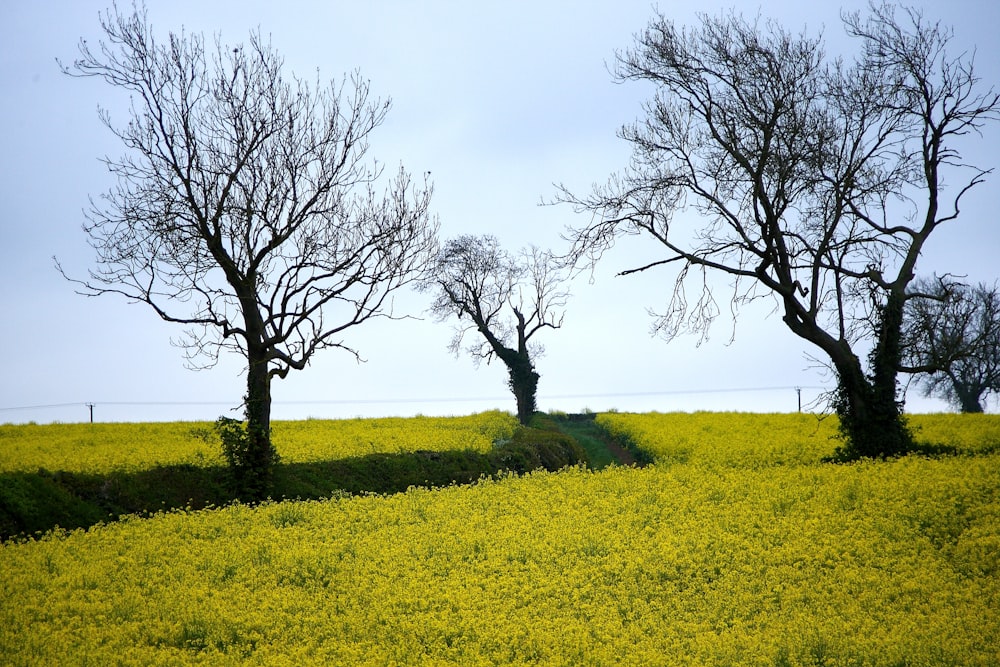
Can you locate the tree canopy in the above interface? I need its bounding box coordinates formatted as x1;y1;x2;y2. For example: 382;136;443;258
901;278;1000;412
559;2;999;457
58;4;439;496
423;235;568;424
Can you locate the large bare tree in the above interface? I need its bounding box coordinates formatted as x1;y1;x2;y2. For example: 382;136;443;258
901;277;1000;413
423;235;568;425
57;5;439;496
559;3;998;459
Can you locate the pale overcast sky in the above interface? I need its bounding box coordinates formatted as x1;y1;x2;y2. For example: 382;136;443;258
2;0;998;423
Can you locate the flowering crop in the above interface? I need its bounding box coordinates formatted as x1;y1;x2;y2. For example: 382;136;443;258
597;411;1000;467
906;412;1000;452
2;434;999;663
0;411;517;474
270;411;517;462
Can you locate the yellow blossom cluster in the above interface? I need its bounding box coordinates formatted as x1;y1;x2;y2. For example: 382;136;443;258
0;411;517;475
1;412;998;665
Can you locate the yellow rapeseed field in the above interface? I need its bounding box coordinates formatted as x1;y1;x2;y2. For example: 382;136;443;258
0;410;518;474
597;411;1000;466
1;412;998;665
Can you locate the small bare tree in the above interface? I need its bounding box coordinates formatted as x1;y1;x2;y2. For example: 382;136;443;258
423;235;568;425
56;5;438;497
901;277;1000;413
559;2;998;459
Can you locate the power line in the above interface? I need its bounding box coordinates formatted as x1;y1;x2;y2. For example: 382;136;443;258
1;385;830;412
0;400;236;411
279;386;829;405
0;402;89;412
541;385;828;400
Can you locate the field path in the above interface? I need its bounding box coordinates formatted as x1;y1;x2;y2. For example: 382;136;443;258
553;414;644;468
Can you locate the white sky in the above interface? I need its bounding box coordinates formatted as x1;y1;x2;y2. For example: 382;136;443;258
2;0;998;424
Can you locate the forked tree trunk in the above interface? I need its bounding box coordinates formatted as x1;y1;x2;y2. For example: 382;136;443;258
783;290;913;460
832;293;913;460
833;361;911;459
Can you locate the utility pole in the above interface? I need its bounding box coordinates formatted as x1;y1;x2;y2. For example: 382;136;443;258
86;403;94;423
795;387;802;413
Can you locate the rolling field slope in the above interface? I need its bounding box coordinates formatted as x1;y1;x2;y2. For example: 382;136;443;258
1;412;998;665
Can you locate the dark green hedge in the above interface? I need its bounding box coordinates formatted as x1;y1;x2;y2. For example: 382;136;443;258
1;423;589;541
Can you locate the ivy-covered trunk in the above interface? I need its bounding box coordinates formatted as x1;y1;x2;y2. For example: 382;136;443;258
242;348;278;499
832;292;913;460
506;355;540;426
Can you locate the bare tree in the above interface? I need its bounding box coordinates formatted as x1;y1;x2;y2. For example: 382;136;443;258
558;2;998;459
900;277;1000;412
423;235;568;425
56;5;439;497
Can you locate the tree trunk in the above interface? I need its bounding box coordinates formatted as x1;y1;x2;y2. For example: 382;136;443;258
507;356;540;426
832;359;909;459
954;383;985;413
782;290;913;460
832;292;913;460
242;342;278;500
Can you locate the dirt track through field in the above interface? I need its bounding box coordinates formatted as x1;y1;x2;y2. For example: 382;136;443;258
557;413;644;468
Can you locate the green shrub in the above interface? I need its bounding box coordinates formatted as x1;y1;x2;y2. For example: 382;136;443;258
214;416;280;500
489;426;588;474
